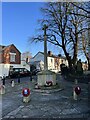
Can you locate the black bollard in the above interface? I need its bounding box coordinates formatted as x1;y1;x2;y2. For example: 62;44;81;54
30;75;32;81
18;74;20;83
2;75;5;86
88;82;90;105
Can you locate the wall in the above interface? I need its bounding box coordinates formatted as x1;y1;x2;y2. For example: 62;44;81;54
21;60;30;71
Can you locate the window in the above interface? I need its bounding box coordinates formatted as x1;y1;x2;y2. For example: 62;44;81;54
10;53;16;62
51;59;53;63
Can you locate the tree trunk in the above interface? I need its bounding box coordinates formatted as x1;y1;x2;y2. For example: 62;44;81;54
87;58;90;70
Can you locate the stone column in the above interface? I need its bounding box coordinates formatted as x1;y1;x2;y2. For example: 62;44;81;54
37;24;56;86
42;24;48;71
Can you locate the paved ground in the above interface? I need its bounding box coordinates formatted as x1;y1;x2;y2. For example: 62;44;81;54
1;74;90;119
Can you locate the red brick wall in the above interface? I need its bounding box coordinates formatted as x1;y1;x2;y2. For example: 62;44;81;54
1;45;21;64
0;53;4;63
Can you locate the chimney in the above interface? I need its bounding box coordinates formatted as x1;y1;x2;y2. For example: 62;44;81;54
58;54;61;57
48;51;52;56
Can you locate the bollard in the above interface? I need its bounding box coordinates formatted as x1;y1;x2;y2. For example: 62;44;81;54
30;76;32;81
73;79;78;100
18;74;20;83
88;82;90;108
75;79;78;84
22;88;30;103
2;75;5;86
73;86;78;100
0;85;5;94
11;80;15;87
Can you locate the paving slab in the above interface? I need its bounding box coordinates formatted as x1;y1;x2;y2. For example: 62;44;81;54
1;75;90;119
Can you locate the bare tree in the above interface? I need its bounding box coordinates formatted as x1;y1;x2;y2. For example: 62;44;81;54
72;2;90;70
30;2;90;69
30;2;74;68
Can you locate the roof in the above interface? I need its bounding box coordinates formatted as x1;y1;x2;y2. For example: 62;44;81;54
32;51;66;59
28;60;43;65
0;45;6;52
31;52;44;59
0;44;21;53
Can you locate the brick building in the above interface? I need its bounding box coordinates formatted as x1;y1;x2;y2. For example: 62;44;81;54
0;44;21;77
0;44;21;64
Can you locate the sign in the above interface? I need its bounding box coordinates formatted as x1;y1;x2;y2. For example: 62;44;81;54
75;86;81;95
22;88;30;97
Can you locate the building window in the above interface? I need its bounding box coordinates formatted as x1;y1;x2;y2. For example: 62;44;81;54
10;52;16;62
51;59;53;63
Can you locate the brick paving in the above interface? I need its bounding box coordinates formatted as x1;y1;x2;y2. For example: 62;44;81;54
1;74;90;119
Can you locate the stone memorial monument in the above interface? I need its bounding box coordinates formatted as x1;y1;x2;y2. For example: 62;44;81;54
37;24;56;86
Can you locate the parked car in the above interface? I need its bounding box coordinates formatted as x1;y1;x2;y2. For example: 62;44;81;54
31;69;40;76
9;68;31;78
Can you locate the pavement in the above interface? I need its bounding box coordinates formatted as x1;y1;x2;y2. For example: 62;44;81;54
1;74;90;119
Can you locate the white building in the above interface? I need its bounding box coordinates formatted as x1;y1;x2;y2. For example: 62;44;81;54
21;52;32;71
29;51;68;73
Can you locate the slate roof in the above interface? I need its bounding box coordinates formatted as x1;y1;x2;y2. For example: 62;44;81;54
0;44;21;53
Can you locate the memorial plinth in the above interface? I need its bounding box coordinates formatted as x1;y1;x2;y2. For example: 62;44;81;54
37;70;56;86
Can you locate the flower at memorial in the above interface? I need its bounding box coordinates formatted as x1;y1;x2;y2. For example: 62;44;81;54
46;81;53;87
35;85;40;89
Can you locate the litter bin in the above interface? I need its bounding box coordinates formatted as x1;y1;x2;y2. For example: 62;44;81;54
22;88;30;103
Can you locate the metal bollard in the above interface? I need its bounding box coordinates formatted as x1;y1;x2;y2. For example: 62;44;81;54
0;85;5;94
22;88;30;103
11;80;15;87
73;79;78;100
88;82;90;105
73;87;78;100
2;75;5;86
18;74;20;83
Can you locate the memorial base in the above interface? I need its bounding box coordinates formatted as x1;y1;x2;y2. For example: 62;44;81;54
37;70;56;86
